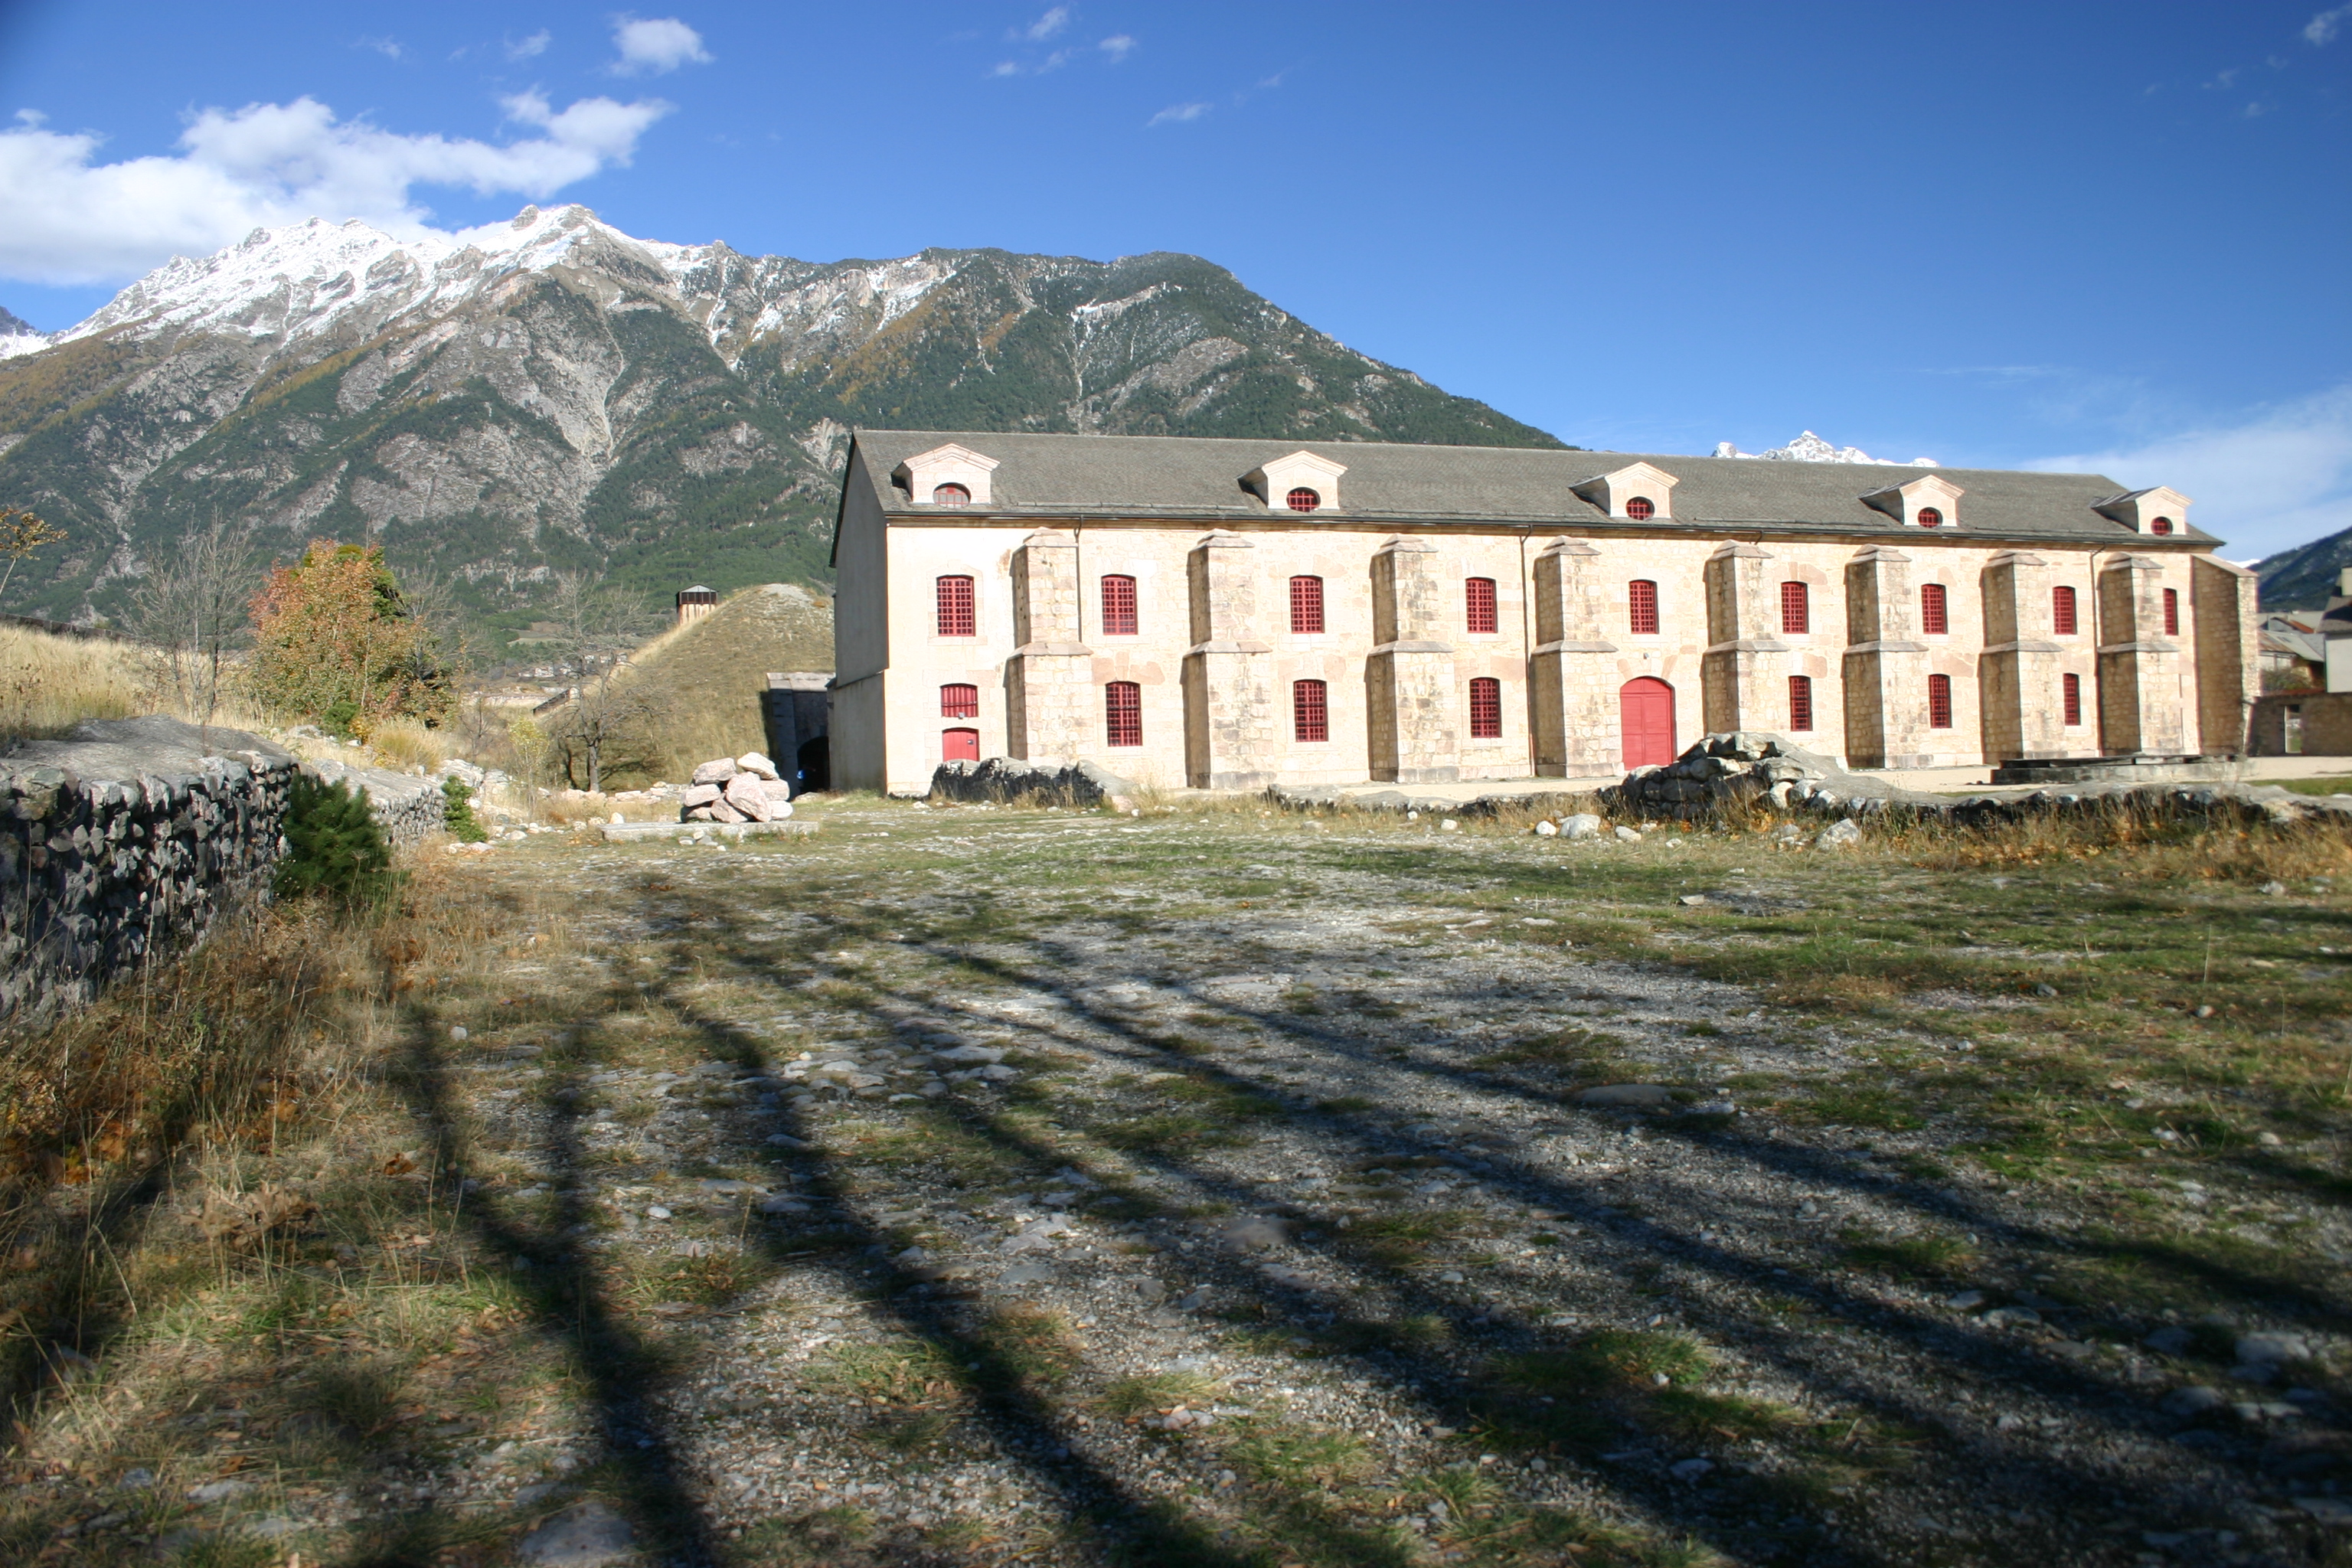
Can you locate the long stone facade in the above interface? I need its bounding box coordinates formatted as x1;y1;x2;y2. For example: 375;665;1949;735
828;431;2256;796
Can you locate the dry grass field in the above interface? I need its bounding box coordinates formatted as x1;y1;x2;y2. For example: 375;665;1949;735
0;795;2344;1567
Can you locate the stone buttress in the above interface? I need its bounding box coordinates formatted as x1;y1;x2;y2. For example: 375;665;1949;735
1366;536;1459;783
1005;530;1094;763
2097;554;2185;754
1978;550;2068;762
2191;556;2258;756
1528;537;1621;776
1840;545;1932;769
1181;531;1276;789
1700;541;1789;737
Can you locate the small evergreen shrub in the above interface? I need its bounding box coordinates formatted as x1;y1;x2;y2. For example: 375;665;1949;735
276;774;396;906
442;777;488;841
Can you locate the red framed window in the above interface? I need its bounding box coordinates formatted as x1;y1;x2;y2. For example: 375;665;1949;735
2063;672;2082;727
936;575;975;637
1628;580;1659;635
1928;673;1954;730
1917;507;1944;528
1788;675;1814;732
1285;487;1321;513
1625;496;1655;521
2053;584;2078;636
1781;580;1810;635
940;683;979;718
1100;574;1137;636
933;482;971;506
1105;681;1142;747
1292;679;1328;743
1920;582;1949;636
2151;516;2174;536
1465;577;1498;635
1468;677;1502;739
2163;587;2180;636
1289;575;1325;634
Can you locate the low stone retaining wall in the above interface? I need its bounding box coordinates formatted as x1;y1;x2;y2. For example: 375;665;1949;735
2;717;297;1024
929;757;1139;809
1;717;453;1024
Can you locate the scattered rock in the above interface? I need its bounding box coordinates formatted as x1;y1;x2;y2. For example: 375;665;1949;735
514;1501;637;1567
2236;1331;2311;1364
185;1480;254;1504
1575;1083;1676;1109
1560;814;1602;840
1613;825;1642;843
1815;818;1862;851
1945;1291;1988;1312
1668;1458;1714;1481
2143;1326;2194;1356
735;752;781;781
2161;1385;2228;1417
690;759;739;786
1217;1216;1289;1251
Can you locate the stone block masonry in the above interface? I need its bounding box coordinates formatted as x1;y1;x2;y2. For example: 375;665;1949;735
1;717;447;1024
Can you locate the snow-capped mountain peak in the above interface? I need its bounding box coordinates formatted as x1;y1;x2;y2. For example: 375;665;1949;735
0;304;47;361
1715;430;1938;467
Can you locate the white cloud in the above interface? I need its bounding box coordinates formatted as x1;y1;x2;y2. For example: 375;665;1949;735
1099;34;1135;61
506;29;553;61
0;93;671;285
2029;384;2352;558
611;16;711;74
991;60;1021;77
359;35;404;60
2306;5;2350;44
1148;101;1211;126
1025;7;1070;42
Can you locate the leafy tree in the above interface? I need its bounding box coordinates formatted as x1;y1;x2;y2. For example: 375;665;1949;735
0;506;65;603
441;776;488;841
247;541;451;734
275;774;396;906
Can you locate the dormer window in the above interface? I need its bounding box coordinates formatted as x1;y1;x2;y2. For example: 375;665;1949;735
1862;473;1965;530
2092;485;2193;536
1245;450;1348;512
1573;462;1679;521
896;443;999;507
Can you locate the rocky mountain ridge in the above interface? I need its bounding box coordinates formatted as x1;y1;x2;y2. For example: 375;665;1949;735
0;205;1563;634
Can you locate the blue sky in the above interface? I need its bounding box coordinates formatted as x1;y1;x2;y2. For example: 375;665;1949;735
1;2;2346;558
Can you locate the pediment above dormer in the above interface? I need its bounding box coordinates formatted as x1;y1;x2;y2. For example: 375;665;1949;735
1860;472;1966;529
2092;485;2193;536
894;443;1001;507
1570;461;1680;521
1243;450;1348;513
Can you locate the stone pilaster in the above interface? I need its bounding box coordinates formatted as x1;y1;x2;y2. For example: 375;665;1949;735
1005;529;1094;763
1367;536;1459;783
2097;554;2185;754
2191;555;2257;756
1181;531;1275;789
1840;546;1932;768
1700;541;1788;736
1978;550;2069;762
1528;537;1621;776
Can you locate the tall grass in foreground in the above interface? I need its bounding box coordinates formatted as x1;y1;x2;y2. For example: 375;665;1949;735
0;624;149;742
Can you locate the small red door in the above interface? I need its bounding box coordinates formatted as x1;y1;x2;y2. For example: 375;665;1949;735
942;727;980;762
1619;678;1676;769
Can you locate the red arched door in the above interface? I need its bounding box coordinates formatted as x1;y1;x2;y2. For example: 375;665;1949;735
1620;678;1676;769
942;727;980;763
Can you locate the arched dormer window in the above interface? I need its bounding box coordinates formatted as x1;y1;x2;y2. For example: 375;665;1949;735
2151;516;2174;536
1285;488;1321;513
1624;497;1655;521
933;482;971;506
1916;507;1943;528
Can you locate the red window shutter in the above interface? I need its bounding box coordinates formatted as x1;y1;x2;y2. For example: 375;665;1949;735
1465;577;1498;635
1928;673;1953;729
1101;574;1137;636
1920;583;1949;636
1285;487;1321;512
2063;672;2082;727
1468;678;1502;739
1628;580;1659;635
932;483;970;507
2053;585;2077;636
1289;576;1325;635
1916;507;1943;528
1105;681;1142;747
2163;587;2179;637
940;683;979;718
1781;581;1809;635
2151;516;2174;535
1787;675;1813;732
1625;497;1655;521
936;576;975;637
1293;680;1328;743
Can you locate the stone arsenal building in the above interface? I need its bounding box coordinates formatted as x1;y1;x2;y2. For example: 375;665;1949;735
828;430;2257;797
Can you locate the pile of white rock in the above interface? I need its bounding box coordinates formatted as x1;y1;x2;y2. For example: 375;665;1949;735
681;753;795;824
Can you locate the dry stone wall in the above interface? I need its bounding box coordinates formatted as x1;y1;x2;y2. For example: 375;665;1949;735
1;717;445;1025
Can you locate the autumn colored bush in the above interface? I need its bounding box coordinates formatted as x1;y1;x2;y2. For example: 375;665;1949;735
246;540;452;733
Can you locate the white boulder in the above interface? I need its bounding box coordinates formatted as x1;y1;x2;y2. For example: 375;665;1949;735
723;774;774;822
1560;813;1603;839
691;758;739;786
735;752;782;781
680;783;723;808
